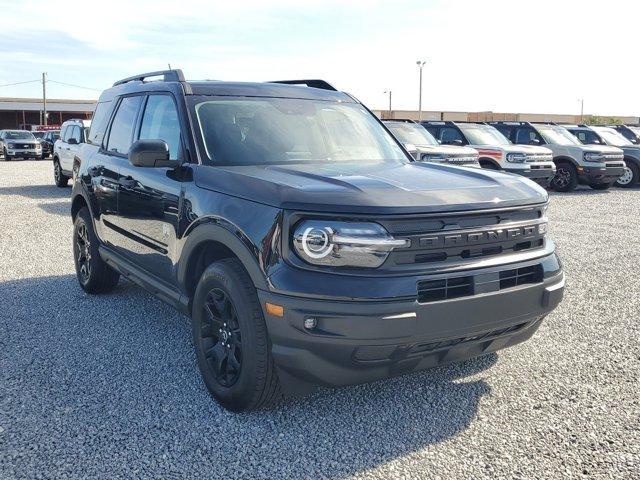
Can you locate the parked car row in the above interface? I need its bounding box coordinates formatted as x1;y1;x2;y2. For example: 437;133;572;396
381;119;639;192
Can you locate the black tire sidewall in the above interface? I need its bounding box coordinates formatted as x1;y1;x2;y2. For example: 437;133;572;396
192;261;268;411
551;163;577;192
73;208;104;291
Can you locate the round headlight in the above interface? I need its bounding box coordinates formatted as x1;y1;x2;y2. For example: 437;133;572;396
292;220;408;268
301;226;332;259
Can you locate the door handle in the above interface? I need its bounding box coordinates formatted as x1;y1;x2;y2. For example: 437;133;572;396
119;177;137;189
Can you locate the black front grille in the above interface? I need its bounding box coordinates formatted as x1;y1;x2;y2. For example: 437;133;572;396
499;265;543;289
380;206;547;268
417;264;543;304
417;276;473;303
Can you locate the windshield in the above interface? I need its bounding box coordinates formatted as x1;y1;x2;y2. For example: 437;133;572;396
459;125;511;146
593;127;633;147
5;131;35;140
537;126;581;146
193;97;407;166
32;132;45;138
385;122;439;146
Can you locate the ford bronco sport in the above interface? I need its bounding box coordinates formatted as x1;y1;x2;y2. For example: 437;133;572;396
491;122;625;192
422;121;556;187
564;124;640;188
382;119;480;167
71;70;565;411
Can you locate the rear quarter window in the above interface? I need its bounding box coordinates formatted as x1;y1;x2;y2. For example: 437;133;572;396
87;101;113;145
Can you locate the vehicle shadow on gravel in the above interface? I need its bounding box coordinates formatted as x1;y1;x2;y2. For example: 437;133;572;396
1;274;496;479
0;184;71;200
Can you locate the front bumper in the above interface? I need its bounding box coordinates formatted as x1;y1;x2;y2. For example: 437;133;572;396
506;164;556;186
6;148;41;157
578;164;625;184
259;253;564;394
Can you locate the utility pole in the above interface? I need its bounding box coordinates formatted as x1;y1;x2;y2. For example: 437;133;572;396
42;72;47;126
416;60;427;122
579;98;584;123
384;90;392;117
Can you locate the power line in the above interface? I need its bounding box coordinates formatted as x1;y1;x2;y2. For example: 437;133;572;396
0;79;41;88
47;80;102;91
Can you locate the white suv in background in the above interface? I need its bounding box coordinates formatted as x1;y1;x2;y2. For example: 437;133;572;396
383;119;479;167
53;119;91;187
422;121;556;187
491;122;626;192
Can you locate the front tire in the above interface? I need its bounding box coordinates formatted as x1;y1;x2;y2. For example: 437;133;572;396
192;258;282;411
73;207;120;294
550;162;578;192
616;162;639;188
54;159;69;187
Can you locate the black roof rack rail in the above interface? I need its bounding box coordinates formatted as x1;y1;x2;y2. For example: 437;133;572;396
113;69;186;87
268;79;337;91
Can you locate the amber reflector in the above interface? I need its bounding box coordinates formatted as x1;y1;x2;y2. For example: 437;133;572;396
265;302;284;317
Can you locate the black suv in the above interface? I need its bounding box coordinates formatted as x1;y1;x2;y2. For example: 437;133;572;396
71;70;565;411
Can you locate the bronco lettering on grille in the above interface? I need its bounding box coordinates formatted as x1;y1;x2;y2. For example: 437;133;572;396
418;224;539;249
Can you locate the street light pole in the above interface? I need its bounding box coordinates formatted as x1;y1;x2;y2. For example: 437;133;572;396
42;72;47;126
579;98;584;122
416;60;426;122
384;90;392;117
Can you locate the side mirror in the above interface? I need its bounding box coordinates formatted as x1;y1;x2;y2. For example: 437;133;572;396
67;138;78;145
128;139;177;168
529;138;540;145
446;139;463;146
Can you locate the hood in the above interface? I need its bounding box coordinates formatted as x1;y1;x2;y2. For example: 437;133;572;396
620;145;640;158
472;144;552;155
580;144;624;154
416;145;478;156
194;162;547;215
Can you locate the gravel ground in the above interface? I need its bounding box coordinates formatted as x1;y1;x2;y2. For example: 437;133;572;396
0;160;638;479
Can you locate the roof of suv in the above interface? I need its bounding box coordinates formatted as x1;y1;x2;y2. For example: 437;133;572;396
99;69;355;104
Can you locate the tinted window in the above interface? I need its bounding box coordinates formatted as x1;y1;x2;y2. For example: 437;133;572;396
515;128;543;145
107;96;142;155
139;95;181;160
571;130;603;145
88;101;112;145
440;127;465;144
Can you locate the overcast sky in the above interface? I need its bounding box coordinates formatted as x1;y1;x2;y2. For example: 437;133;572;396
1;0;638;116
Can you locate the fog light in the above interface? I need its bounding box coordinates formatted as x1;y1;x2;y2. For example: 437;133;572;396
304;317;317;330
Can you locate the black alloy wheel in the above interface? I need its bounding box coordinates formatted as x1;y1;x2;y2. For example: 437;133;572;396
201;288;243;387
76;222;91;283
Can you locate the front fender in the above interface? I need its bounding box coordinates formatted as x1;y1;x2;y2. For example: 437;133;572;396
177;220;272;292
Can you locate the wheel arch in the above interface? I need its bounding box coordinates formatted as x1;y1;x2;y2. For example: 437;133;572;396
623;155;640;169
553;155;579;168
478;157;501;169
178;222;269;307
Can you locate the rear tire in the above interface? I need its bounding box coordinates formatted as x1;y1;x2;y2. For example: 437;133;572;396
54;159;69;187
73;207;120;294
192;258;282;412
616;162;639;188
550;162;578;192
